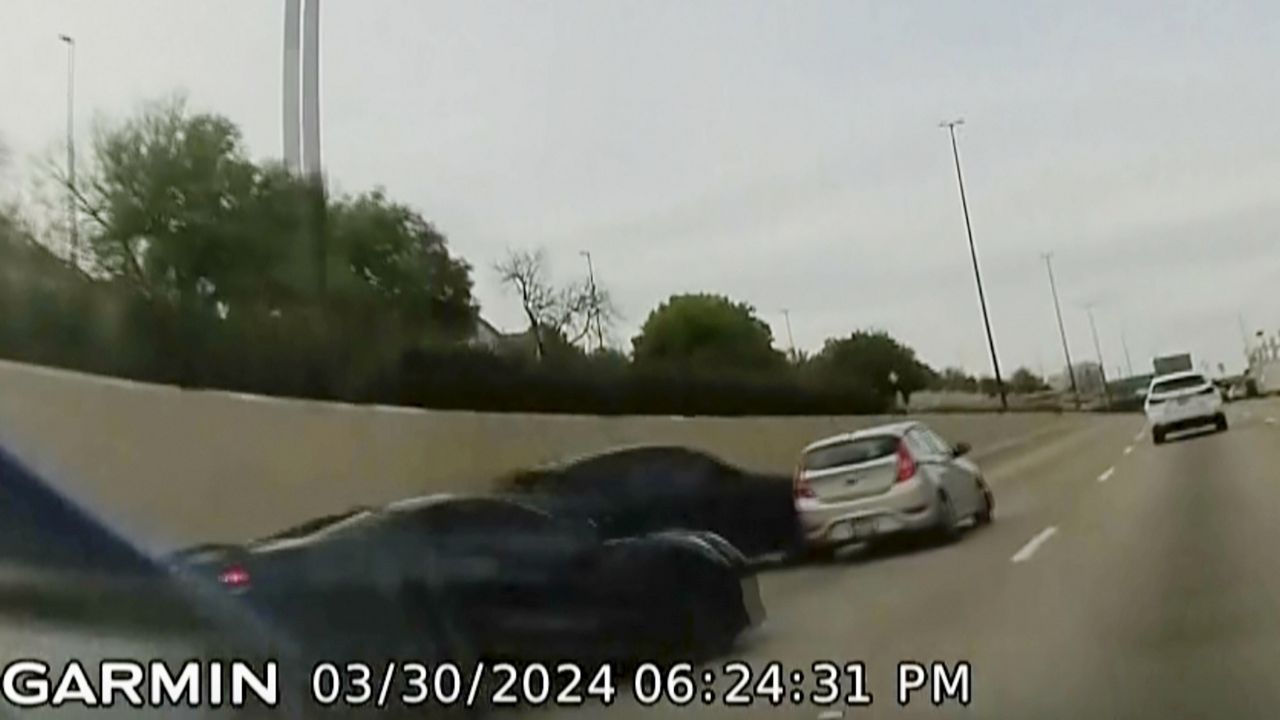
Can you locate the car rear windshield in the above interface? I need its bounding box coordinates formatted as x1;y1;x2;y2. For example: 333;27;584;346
803;435;899;471
1151;375;1208;394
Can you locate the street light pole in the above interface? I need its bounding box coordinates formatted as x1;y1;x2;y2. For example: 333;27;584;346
1041;252;1080;408
1238;314;1252;363
579;250;603;351
780;309;797;362
58;34;77;265
1085;304;1112;409
940;119;1007;410
1121;329;1134;378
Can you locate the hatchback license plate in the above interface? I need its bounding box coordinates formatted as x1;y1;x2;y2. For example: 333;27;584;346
830;519;878;542
851;518;879;537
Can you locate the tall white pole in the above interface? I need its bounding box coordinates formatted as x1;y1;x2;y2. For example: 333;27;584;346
58;35;77;263
282;0;301;173
301;0;322;181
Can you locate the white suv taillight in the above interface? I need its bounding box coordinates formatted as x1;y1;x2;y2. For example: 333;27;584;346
793;464;816;499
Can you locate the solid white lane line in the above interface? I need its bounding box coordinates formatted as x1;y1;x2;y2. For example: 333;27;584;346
1134;430;1145;442
1123;445;1133;455
1097;467;1115;483
1011;526;1059;563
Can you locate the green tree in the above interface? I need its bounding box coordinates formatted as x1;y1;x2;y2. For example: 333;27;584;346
811;330;933;405
62;97;475;333
1009;367;1049;394
934;366;978;392
977;375;1002;397
69;96;262;306
631;293;786;374
327;188;477;339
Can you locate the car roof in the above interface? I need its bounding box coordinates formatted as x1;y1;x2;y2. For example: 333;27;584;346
802;421;919;453
383;493;458;513
543;444;714;467
384;493;550;518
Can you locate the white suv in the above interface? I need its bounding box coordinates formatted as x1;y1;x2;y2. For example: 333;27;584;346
1144;371;1227;444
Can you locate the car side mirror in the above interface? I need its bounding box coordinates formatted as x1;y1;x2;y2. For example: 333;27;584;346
951;442;971;458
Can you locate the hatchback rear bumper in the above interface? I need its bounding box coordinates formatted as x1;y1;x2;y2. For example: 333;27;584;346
797;478;939;548
1155;414;1224;434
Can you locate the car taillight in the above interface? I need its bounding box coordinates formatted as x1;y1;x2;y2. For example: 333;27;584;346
1198;386;1216;396
793;464;816;499
218;565;251;588
1147;396;1165;405
895;441;917;483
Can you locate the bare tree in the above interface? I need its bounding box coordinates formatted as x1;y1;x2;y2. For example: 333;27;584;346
494;248;616;359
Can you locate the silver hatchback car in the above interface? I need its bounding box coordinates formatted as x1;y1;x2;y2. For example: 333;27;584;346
793;421;993;557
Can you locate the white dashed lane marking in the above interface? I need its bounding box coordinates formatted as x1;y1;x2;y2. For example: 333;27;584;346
1098;467;1115;483
1123;445;1133;455
1012;526;1059;563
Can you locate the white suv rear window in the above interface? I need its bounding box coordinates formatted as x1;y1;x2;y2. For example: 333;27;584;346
1151;375;1208;394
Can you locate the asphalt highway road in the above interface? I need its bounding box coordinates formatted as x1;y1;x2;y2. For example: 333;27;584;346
6;401;1280;719
537;399;1280;720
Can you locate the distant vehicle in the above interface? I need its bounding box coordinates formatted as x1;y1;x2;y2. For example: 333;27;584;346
1254;359;1280;395
172;494;763;664
499;445;799;558
1153;353;1194;376
1144;371;1227;444
793;422;993;559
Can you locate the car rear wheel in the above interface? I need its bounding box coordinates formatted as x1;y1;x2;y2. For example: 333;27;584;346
1215;414;1229;432
684;594;739;660
804;543;838;564
1152;427;1165;445
974;479;994;526
932;493;961;544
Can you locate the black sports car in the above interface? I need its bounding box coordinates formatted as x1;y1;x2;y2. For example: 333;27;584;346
499;445;800;558
173;494;764;666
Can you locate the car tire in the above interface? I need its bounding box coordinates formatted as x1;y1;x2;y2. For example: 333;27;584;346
974;479;994;526
1215;414;1229;432
685;595;739;660
805;543;838;564
1153;427;1165;445
932;492;961;544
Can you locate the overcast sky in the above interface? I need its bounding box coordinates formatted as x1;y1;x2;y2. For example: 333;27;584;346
4;1;1279;377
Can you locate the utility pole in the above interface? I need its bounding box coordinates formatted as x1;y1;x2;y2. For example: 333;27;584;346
940;119;1007;410
780;309;797;362
58;34;77;265
1041;253;1080;408
1085;304;1112;409
1121;329;1134;378
579;250;604;351
1238;314;1252;364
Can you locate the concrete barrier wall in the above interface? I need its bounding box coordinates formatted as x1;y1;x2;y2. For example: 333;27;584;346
0;360;1087;552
